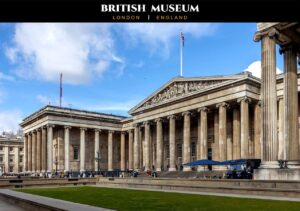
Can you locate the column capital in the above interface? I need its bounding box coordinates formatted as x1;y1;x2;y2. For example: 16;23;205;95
216;102;229;109
279;43;299;54
237;96;252;104
197;107;209;113
257;100;262;107
254;27;279;42
64;126;72;130
154;118;163;123
167;114;177;120
277;96;284;101
143;121;150;126
80;127;87;131
133;123;141;128
128;129;134;133
47;124;55;128
108;130;115;134
182;111;191;117
121;131;127;135
94;128;102;133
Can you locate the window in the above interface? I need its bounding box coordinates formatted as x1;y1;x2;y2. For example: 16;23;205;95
73;145;79;160
19;155;23;162
19;166;23;172
177;144;182;158
0;146;3;151
9;156;14;163
0;156;3;162
191;142;196;157
20;147;23;152
9;147;13;152
9;166;13;173
165;145;170;159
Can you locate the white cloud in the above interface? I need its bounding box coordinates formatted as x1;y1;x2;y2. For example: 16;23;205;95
121;23;217;57
37;94;70;107
6;23;125;84
244;60;282;78
0;110;22;133
84;100;139;112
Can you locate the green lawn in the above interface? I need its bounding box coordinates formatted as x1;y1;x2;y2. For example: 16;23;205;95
16;186;300;211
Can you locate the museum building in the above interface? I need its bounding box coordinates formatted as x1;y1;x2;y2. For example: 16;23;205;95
20;71;299;174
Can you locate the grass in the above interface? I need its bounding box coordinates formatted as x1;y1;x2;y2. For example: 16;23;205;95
16;186;300;211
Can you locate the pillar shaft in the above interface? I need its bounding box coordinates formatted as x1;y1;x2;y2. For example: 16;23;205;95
278;98;284;160
239;97;250;158
261;35;278;164
41;127;47;172
233;108;241;159
94;129;100;171
213;112;219;161
108;131;114;171
217;103;228;161
156;118;163;172
128;130;134;170
24;135;28;172
80;128;86;172
32;131;37;172
168;116;176;171
64;127;70;172
283;46;299;160
14;147;19;173
144;122;150;171
28;133;32;172
254;102;262;159
199;108;208;159
133;126;140;171
120;132;126;171
182;111;191;171
36;129;41;172
47;125;53;173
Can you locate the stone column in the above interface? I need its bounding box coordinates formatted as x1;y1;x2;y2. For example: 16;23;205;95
28;133;32;172
128;130;134;170
41;127;47;172
282;45;299;161
232;107;241;159
32;131;37;172
168;115;177;171
256;33;278;168
80;128;87;172
155;118;163;172
24;135;28;172
108;130;114;171
15;147;19;173
47;125;54;173
4;146;9;173
144;121;150;171
120;131;126;171
94;129;101;171
238;97;251;159
198;107;208;159
217;102;229;161
278;97;284;160
64;126;71;172
133;125;140;171
182;111;191;171
213;112;219;161
254;101;261;159
36;129;41;172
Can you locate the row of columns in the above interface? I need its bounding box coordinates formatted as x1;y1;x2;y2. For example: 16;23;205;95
255;29;299;168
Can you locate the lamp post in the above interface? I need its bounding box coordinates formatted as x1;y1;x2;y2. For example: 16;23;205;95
95;151;101;175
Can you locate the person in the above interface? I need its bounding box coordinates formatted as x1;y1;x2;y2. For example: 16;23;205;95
232;168;237;179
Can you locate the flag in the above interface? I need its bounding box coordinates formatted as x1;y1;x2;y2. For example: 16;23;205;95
181;32;184;47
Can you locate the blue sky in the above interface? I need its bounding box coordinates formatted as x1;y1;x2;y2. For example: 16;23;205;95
0;23;285;132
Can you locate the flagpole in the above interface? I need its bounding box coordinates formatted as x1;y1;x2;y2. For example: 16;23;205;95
180;32;183;77
60;73;62;108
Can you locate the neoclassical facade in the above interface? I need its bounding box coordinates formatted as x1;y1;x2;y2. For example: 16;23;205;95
20;71;300;174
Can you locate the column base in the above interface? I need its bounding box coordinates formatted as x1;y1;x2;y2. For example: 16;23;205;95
168;167;177;172
156;168;162;172
254;168;300;180
183;166;191;171
287;160;300;169
259;161;279;169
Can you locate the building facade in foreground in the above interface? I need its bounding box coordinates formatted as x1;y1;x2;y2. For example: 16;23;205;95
0;136;24;174
20;71;300;175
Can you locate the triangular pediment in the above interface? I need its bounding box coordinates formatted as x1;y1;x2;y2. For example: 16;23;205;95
129;73;257;114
